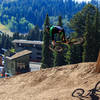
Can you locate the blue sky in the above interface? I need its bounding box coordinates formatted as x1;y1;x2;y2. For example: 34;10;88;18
75;0;91;3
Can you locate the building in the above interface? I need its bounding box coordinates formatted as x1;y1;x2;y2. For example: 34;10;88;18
12;40;43;62
0;54;4;66
5;50;32;75
30;62;41;72
0;55;2;66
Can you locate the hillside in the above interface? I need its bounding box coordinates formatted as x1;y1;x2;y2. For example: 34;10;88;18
0;0;87;33
0;24;13;36
2;0;17;3
0;62;99;100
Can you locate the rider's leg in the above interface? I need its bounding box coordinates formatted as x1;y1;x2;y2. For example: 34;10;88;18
61;29;66;42
52;40;55;46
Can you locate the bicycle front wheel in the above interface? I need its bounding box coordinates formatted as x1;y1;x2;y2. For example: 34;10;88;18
72;88;85;97
95;81;100;92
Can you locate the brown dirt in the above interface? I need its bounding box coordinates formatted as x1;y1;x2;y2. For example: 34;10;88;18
0;62;100;100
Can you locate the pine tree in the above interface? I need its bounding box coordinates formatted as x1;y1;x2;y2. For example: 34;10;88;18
70;4;97;36
54;16;68;66
82;6;100;62
57;16;63;41
13;32;20;40
57;16;63;27
54;48;67;66
82;13;97;62
65;44;71;64
41;14;54;68
91;0;97;5
69;4;99;62
70;44;83;64
94;6;100;60
66;32;83;64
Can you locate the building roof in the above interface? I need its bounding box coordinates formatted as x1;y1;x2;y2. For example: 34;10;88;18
6;50;32;60
12;40;43;45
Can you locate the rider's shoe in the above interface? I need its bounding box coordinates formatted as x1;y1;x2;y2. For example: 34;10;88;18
62;40;66;43
53;45;55;49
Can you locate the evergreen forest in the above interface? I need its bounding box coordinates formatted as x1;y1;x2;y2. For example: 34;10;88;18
0;0;88;33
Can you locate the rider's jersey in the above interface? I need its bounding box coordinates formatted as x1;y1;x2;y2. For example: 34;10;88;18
49;25;64;40
50;25;54;37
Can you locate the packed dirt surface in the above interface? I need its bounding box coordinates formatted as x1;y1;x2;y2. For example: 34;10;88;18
0;62;100;100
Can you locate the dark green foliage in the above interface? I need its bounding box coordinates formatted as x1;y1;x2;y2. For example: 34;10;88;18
13;32;20;39
0;0;87;33
69;4;100;63
27;25;42;40
56;16;63;40
70;44;83;64
82;6;100;62
41;14;54;68
57;16;63;27
13;32;28;40
91;0;97;5
65;44;71;64
54;16;68;67
70;4;97;36
82;13;93;62
94;8;100;60
54;44;68;66
0;33;13;49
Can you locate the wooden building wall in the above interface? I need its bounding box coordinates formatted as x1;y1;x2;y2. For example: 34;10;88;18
6;55;30;75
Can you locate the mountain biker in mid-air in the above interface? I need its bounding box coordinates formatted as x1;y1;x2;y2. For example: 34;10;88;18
46;25;67;47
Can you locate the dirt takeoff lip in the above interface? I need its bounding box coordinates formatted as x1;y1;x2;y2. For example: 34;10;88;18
0;62;99;100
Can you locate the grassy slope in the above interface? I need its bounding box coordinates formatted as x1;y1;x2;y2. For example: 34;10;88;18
0;24;13;37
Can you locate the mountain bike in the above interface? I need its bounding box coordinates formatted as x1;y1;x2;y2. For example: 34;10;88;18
49;37;84;52
72;81;100;100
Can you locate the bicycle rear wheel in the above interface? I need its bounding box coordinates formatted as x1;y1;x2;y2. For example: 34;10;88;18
71;37;84;45
54;45;63;52
54;42;63;52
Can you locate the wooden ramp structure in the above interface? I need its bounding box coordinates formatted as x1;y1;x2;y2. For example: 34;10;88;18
95;51;100;73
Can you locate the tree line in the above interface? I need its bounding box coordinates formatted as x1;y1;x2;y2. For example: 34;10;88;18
0;25;42;50
0;0;87;33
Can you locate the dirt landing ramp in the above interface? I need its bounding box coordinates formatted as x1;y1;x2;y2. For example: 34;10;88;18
96;51;100;73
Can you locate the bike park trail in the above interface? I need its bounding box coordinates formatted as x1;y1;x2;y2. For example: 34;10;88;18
0;62;99;100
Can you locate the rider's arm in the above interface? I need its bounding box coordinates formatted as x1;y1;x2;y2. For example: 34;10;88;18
51;33;55;46
52;40;55;46
52;33;54;41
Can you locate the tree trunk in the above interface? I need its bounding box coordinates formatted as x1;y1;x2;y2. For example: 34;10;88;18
95;51;100;73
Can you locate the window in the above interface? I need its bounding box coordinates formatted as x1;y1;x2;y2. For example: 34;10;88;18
36;45;42;50
17;62;25;68
36;52;41;55
36;57;42;60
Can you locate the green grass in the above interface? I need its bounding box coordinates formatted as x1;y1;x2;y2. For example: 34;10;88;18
0;24;8;30
0;24;13;37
